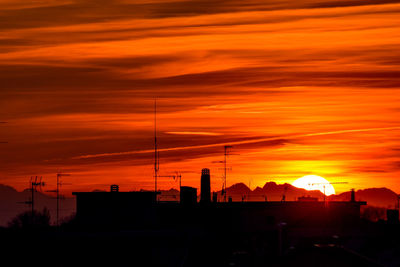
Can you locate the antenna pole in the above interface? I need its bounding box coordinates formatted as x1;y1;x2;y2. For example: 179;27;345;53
224;147;227;202
57;174;59;226
154;99;159;200
31;177;35;217
29;176;44;220
223;145;233;202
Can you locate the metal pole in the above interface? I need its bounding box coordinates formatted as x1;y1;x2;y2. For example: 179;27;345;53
31;177;35;217
56;174;59;227
224;147;227;202
154;99;159;200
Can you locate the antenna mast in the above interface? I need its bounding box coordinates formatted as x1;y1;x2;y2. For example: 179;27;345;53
213;146;235;202
309;181;348;204
29;176;45;217
223;145;233;202
154;99;159;199
47;173;71;226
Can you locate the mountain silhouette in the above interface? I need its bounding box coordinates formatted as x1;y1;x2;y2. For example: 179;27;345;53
328;187;399;208
226;182;252;195
217;182;325;201
0;184;75;227
158;188;180;201
215;182;398;205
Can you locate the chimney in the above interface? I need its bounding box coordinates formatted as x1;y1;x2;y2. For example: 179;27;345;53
200;168;211;204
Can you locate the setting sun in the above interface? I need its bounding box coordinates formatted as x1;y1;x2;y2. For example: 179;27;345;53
292;175;336;196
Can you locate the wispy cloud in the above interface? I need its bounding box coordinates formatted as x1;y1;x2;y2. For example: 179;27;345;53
71;126;400;159
166;131;222;136
1;0;400;192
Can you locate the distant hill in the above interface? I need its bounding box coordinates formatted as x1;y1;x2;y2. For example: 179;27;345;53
0;184;75;227
217;182;325;202
212;182;398;206
328;188;398;208
159;188;180;201
136;188;180;201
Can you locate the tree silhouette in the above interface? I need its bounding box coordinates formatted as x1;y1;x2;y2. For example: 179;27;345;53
360;206;386;222
8;208;51;229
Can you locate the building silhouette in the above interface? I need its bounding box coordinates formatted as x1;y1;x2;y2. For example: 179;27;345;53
72;168;367;230
180;186;197;206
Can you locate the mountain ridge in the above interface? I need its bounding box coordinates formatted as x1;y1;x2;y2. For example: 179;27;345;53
0;184;76;227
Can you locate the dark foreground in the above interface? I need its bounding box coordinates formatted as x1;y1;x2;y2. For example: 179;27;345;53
2;220;400;267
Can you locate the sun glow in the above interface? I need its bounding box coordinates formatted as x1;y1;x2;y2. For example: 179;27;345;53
292;175;336;196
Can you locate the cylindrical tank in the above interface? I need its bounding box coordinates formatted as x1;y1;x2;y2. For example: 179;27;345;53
200;168;211;203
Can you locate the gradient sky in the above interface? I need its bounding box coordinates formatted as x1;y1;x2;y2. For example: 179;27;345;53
1;0;400;195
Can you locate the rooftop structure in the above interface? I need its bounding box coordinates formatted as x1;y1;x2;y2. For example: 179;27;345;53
72;173;366;229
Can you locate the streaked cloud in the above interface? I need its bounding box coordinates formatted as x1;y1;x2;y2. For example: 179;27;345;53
1;0;400;193
166;131;222;136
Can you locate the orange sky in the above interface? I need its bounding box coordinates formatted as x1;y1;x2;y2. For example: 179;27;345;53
1;0;400;196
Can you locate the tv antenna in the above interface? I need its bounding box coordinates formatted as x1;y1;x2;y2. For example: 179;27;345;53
213;145;236;202
158;172;182;201
28;176;45;217
308;182;348;203
46;173;71;226
159;172;182;189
